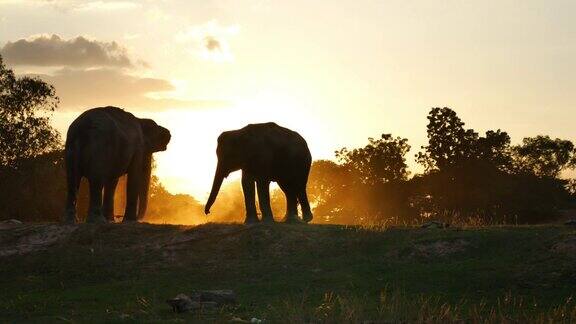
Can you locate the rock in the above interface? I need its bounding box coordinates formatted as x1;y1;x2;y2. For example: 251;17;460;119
167;290;237;313
564;219;576;226
421;221;449;229
0;219;23;230
166;294;202;313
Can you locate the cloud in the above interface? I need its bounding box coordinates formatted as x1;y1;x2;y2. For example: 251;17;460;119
1;34;136;68
1;33;222;111
72;1;139;11
176;20;239;62
33;68;229;111
34;0;140;12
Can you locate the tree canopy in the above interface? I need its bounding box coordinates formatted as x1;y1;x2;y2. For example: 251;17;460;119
336;134;411;185
513;135;576;178
0;55;60;167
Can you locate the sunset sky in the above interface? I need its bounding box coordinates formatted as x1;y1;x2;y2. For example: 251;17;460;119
1;0;575;199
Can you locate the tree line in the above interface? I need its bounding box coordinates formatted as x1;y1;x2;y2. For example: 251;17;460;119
308;107;576;225
1;54;575;224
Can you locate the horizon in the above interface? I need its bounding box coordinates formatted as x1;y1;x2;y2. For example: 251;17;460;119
2;0;575;199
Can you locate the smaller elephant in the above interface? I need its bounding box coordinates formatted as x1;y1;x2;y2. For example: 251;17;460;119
64;106;171;223
205;122;313;224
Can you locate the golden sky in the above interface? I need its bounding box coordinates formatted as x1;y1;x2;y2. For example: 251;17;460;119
1;0;575;199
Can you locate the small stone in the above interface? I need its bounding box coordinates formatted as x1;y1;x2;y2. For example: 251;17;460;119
166;294;200;313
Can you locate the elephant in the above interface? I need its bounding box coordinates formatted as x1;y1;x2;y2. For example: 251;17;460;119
64;106;171;223
204;122;313;224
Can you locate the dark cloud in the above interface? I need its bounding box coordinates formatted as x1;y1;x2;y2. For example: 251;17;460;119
1;34;135;68
33;68;228;110
204;36;222;52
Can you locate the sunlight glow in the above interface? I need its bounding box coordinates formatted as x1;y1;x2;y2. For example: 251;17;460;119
151;90;330;199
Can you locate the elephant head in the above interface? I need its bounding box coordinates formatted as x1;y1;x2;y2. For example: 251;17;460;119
205;131;244;214
137;118;171;218
140;119;172;153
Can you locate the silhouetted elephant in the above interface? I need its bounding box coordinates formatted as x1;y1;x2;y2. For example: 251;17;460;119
64;106;171;223
205;122;313;224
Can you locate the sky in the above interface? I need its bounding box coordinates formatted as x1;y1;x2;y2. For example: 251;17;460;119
1;0;575;199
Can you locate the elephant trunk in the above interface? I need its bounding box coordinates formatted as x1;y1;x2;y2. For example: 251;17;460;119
205;162;225;215
138;154;153;219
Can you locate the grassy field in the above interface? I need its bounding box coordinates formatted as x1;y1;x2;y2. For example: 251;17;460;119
1;222;576;323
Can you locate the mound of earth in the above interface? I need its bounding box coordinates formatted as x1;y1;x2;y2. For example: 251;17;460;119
0;223;77;257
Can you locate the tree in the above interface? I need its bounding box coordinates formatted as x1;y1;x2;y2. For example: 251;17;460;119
336;134;411;185
306;134;414;224
513;135;576;178
416;107;478;171
411;108;575;224
417;107;514;172
0;55;60;167
306;160;354;222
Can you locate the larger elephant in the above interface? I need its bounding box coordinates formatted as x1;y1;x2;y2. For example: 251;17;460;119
205;122;313;224
64;106;171;223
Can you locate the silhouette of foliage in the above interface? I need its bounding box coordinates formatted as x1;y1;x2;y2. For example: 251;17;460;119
416;107;478;172
0;151;90;222
409;108;575;223
308;137;415;224
307;160;355;223
336;134;410;185
416;107;514;172
0;55;60;167
307;107;575;225
512;135;576;178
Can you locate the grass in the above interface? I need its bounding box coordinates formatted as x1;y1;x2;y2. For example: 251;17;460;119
0;222;575;322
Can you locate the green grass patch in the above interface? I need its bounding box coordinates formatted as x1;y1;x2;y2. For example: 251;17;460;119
0;223;575;322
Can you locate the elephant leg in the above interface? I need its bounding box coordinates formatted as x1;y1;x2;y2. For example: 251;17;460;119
297;186;313;223
283;191;299;223
103;178;119;223
242;172;259;224
64;173;81;224
257;180;274;223
87;179;106;224
123;163;141;222
279;182;299;223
